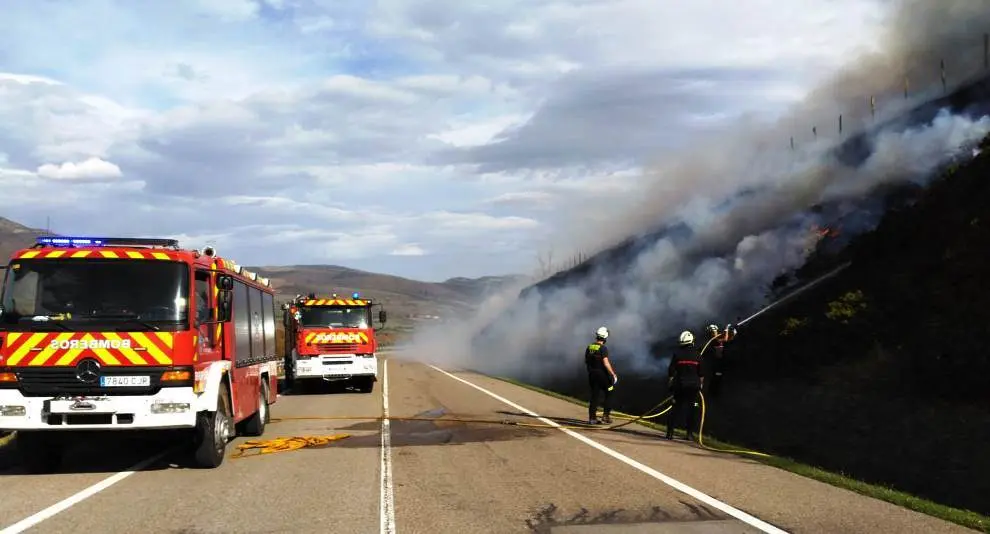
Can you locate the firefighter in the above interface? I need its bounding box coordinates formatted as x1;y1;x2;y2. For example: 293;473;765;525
666;330;703;440
705;323;737;397
585;326;618;425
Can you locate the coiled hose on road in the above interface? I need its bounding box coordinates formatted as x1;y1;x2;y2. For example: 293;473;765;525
237;334;769;460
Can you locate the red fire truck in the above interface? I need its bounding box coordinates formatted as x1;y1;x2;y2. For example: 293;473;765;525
282;292;386;393
0;236;280;472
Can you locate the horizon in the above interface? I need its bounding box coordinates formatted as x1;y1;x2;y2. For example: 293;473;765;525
0;0;884;281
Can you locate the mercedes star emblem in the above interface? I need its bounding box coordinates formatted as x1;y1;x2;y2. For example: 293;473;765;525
75;359;101;384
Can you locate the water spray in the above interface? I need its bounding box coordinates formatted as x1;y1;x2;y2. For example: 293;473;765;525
736;261;852;328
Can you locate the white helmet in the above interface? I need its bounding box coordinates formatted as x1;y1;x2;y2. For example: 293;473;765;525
679;330;694;345
596;326;609;339
707;324;719;335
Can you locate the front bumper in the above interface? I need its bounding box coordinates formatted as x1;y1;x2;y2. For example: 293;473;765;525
0;387;198;431
293;355;378;381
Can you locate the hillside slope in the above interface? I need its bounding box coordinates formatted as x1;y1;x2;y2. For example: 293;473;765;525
0;217;46;261
251;264;524;325
538;133;990;518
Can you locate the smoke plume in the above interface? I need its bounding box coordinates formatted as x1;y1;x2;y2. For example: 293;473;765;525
402;0;990;383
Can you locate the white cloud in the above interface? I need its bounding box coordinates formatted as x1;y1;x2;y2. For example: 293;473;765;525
391;244;427;256
0;0;892;280
36;157;123;181
191;0;260;21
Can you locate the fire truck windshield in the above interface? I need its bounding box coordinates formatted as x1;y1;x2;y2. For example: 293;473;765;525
299;306;369;329
0;259;190;331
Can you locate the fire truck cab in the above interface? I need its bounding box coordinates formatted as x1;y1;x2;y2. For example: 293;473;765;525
0;236;280;472
282;292;386;393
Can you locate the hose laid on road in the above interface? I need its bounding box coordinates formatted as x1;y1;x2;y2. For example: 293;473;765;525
239;332;765;459
234;407;677;459
236;391;769;461
231;434;352;459
694;390;771;458
267;395;673;432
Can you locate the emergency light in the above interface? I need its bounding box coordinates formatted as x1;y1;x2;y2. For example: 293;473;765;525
36;236;180;248
352;292;360;299
37;237;105;246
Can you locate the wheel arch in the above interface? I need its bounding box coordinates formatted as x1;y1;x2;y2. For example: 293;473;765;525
193;360;235;414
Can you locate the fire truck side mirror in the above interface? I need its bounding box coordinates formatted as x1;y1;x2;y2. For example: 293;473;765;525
216;275;234;291
217;293;232;322
378;309;387;324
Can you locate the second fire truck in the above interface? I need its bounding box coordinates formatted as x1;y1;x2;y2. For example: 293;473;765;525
282;293;386;393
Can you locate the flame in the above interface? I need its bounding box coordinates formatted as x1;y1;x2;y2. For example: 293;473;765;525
809;224;840;240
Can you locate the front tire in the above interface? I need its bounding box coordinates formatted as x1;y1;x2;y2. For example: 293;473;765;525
193;386;232;468
16;431;64;474
355;376;375;393
283;356;295;393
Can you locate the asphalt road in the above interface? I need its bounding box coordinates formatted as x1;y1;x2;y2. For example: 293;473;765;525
0;355;976;533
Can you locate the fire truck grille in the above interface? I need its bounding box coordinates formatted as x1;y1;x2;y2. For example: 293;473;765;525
14;366;170;397
316;343;359;353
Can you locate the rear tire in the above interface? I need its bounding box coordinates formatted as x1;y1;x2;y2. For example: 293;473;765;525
192;386;232;469
16;431;64;474
242;379;269;437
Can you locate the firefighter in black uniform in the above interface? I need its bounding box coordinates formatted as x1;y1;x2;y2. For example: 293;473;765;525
703;323;737;398
585;326;618;425
666;330;703;440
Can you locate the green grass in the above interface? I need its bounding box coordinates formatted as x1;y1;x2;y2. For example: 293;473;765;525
493;376;990;533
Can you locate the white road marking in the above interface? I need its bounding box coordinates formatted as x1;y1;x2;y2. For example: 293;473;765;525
0;448;172;534
429;365;789;534
380;358;397;534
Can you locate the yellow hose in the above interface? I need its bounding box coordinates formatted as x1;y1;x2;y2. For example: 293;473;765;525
694;390;770;457
231;434;352;459
268;395;674;432
243;332;767;460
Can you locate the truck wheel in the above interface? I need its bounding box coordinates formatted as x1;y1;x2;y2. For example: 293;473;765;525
16;432;63;474
241;380;269;437
193;387;232;468
356;377;375;394
283;359;296;393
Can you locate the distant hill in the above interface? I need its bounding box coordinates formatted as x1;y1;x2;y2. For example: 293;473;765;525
0;215;524;328
0;217;47;261
250;264;526;327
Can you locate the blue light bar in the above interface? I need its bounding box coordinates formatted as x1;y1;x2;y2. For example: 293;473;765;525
35;236;179;248
352;292;360;299
37;237;105;246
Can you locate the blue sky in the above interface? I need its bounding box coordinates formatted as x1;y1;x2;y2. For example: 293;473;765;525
0;0;886;281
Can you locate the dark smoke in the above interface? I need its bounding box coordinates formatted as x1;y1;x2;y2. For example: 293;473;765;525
404;0;990;383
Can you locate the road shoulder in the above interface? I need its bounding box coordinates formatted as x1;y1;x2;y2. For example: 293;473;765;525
427;366;984;533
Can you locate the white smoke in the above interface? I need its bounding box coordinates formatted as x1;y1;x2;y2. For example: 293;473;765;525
400;0;990;383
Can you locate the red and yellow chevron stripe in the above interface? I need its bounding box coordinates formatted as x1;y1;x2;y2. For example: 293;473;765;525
304;331;370;344
1;332;175;367
14;249;178;261
303;299;368;306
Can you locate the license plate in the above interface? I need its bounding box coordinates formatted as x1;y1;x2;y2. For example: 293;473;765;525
100;376;150;387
